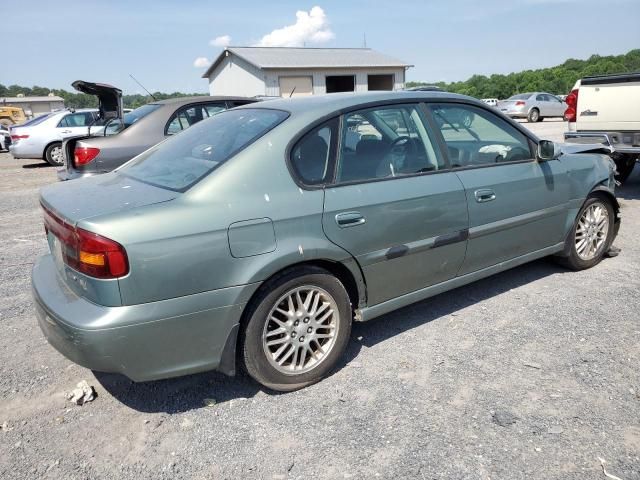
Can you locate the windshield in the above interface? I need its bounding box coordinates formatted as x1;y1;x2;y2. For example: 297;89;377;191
507;93;532;100
104;103;162;135
120;108;289;191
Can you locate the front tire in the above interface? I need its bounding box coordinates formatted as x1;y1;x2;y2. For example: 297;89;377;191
556;196;615;270
240;266;352;392
44;142;64;166
527;108;540;123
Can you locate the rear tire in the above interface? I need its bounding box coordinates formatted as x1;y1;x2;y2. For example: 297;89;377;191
45;142;64;166
555;195;615;271
240;266;352;392
527;108;540;123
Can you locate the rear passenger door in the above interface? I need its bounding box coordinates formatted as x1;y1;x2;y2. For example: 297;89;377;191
428;103;570;275
56;112;96;139
165;102;226;136
317;103;469;306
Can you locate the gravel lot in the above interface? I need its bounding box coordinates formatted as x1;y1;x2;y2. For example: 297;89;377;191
1;120;639;479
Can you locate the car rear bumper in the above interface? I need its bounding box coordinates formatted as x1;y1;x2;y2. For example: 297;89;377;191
32;255;255;381
9;142;42;159
564;131;640;155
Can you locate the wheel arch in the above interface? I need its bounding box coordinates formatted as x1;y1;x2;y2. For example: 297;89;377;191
558;186;620;258
42;139;62;159
218;257;366;377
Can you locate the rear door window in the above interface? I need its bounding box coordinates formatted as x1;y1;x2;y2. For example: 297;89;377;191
166;104;226;135
121;108;288;191
336;104;444;183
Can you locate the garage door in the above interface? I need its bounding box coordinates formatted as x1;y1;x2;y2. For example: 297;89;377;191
279;76;313;97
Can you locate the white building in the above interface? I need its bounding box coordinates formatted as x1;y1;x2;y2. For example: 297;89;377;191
202;47;412;97
0;95;65;117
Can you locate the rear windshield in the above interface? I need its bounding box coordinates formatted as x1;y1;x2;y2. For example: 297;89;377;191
507;93;532;100
104;103;162;135
120;108;288;191
19;113;52;127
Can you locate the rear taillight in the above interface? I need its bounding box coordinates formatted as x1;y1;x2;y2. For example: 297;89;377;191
74;146;100;166
515;101;526;106
11;134;28;140
564;89;579;122
42;204;129;279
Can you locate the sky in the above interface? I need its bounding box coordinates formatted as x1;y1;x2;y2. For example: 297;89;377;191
3;0;639;94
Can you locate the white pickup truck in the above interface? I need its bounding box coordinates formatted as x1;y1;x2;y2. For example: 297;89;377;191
564;72;640;183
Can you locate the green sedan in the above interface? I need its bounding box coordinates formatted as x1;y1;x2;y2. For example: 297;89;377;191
32;92;620;391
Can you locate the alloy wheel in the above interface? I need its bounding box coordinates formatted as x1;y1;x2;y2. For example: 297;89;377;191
575;202;609;260
262;286;339;375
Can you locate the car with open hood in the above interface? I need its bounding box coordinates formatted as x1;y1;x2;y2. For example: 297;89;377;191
58;81;256;181
32;91;620;391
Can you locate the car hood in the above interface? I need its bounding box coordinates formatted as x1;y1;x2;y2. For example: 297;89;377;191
72;80;123;121
40;172;178;224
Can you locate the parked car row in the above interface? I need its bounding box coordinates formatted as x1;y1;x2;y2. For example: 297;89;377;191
31;88;621;392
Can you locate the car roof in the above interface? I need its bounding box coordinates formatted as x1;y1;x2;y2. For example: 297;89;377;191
234;91;479;117
147;95;253;107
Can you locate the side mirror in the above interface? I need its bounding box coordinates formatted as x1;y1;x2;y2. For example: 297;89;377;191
537;140;560;161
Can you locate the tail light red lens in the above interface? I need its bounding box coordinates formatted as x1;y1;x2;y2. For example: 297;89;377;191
11;134;29;140
42;204;129;279
564;89;579;122
74;146;100;166
515;101;526;106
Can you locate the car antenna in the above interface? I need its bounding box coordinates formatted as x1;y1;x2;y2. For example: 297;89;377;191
289;86;296;98
129;74;157;101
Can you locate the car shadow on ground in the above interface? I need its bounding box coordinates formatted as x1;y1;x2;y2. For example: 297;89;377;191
95;257;569;414
21;161;52;169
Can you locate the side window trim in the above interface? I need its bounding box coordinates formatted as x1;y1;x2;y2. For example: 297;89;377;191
418;102;453;170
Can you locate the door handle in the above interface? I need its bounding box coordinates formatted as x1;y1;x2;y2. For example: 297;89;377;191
335;211;366;228
60;130;72;134
475;189;496;203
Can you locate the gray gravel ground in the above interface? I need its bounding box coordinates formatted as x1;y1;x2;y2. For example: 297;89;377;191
1;120;639;480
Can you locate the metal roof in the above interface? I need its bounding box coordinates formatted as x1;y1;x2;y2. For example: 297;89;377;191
1;96;65;103
202;47;412;78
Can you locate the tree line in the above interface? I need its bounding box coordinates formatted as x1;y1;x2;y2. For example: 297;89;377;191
2;49;639;107
0;84;205;109
407;49;640;99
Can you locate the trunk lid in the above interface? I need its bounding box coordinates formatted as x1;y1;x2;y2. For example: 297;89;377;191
41;172;178;225
72;80;123;122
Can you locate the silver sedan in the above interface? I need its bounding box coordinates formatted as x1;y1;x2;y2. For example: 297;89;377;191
497;92;566;123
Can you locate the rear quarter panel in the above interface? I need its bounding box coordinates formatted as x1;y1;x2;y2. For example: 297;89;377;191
83;121;359;306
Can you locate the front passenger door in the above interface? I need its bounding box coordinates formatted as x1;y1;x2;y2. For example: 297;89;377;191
428;103;570;275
